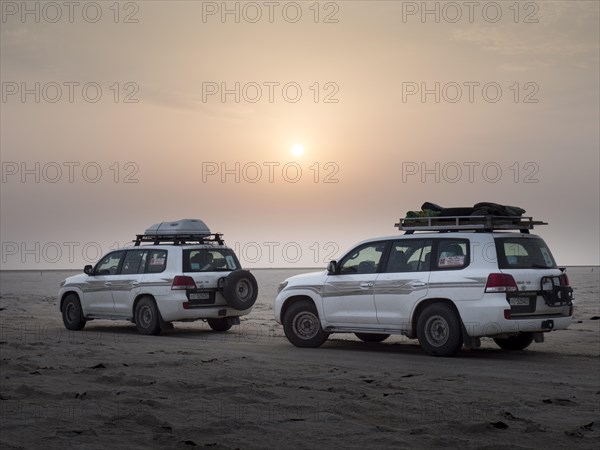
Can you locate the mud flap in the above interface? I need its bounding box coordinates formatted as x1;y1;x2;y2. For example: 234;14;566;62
460;319;481;349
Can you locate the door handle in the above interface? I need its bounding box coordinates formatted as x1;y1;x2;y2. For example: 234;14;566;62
104;282;112;287
411;281;426;287
131;281;140;286
359;282;374;289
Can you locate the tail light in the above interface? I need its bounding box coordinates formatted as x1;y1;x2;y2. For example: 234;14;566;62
485;273;518;293
559;273;570;286
171;275;196;290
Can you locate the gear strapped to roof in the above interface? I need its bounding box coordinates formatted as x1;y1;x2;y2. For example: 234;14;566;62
134;219;224;246
395;216;548;234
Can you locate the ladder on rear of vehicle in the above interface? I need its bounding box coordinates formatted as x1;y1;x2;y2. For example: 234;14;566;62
395;216;547;234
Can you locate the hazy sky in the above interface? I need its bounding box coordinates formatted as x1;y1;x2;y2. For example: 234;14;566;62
1;0;598;269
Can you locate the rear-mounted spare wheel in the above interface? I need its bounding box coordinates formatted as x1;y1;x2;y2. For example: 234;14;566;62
223;270;258;310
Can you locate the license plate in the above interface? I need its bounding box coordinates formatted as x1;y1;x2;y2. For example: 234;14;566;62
190;292;210;300
509;297;530;306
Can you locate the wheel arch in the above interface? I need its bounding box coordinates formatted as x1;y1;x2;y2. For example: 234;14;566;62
410;298;461;339
132;293;157;321
280;295;319;323
60;290;80;312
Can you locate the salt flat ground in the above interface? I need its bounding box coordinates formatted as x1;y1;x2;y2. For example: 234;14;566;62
0;267;598;449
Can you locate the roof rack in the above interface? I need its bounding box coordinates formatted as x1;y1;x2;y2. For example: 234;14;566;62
395;216;547;234
134;233;225;246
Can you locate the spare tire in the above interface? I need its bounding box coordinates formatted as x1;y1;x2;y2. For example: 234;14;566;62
223;270;258;310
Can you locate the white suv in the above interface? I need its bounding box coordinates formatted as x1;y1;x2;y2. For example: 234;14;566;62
274;215;573;356
59;219;258;335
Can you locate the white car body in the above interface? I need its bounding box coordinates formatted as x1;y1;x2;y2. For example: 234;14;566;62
59;244;252;323
275;231;573;352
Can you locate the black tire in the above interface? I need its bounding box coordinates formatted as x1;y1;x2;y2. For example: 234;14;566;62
283;300;329;348
493;333;534;351
223;270;258;310
134;297;161;335
355;333;390;343
416;303;463;357
207;318;233;332
62;294;86;331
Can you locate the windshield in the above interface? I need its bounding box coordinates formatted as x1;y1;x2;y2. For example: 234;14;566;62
494;237;557;269
183;248;241;272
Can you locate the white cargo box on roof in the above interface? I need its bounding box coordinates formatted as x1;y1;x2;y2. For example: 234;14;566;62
145;219;211;236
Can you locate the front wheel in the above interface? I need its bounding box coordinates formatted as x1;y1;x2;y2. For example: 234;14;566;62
207;318;233;332
355;333;390;343
493;333;534;351
283;300;329;348
62;294;86;331
134;297;161;335
417;303;463;357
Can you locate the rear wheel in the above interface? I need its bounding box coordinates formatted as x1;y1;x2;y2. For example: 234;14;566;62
207;318;233;332
493;333;534;351
134;297;161;335
283;300;329;348
62;294;86;331
355;333;390;343
417;303;463;357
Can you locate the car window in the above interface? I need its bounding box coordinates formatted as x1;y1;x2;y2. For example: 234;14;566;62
145;250;168;273
183;248;241;272
121;250;147;275
338;242;387;274
385;240;432;273
94;251;125;276
433;239;469;270
495;237;557;269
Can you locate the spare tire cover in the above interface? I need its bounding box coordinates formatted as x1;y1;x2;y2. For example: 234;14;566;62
223;270;258;310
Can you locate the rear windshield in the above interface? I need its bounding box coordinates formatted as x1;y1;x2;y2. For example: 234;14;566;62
494;237;557;269
183;248;241;272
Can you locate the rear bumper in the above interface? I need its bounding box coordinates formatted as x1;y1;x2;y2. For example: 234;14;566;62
456;296;572;337
155;293;251;322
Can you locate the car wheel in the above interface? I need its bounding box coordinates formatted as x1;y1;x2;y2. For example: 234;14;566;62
134;297;161;335
283;300;329;348
207;318;233;332
62;294;86;331
223;270;258;310
355;333;390;343
417;303;463;357
493;333;534;351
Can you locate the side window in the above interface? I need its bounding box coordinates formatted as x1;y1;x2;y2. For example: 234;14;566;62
338;242;387;274
434;239;469;270
145;250;167;273
385;240;432;273
121;250;147;275
94;251;125;276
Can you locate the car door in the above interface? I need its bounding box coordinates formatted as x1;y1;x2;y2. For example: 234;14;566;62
322;241;389;325
111;249;147;316
82;250;125;314
374;239;432;327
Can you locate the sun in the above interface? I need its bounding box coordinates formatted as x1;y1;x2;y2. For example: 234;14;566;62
291;144;304;157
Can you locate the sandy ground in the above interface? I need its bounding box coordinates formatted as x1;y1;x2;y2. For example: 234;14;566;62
0;267;599;449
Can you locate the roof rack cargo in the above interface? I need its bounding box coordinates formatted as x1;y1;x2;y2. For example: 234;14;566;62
395;215;547;234
133;219;225;246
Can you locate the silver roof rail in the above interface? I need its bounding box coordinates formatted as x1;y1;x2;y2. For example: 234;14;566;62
395;216;547;234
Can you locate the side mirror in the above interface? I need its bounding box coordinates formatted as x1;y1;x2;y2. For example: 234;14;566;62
327;260;337;275
84;265;93;275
